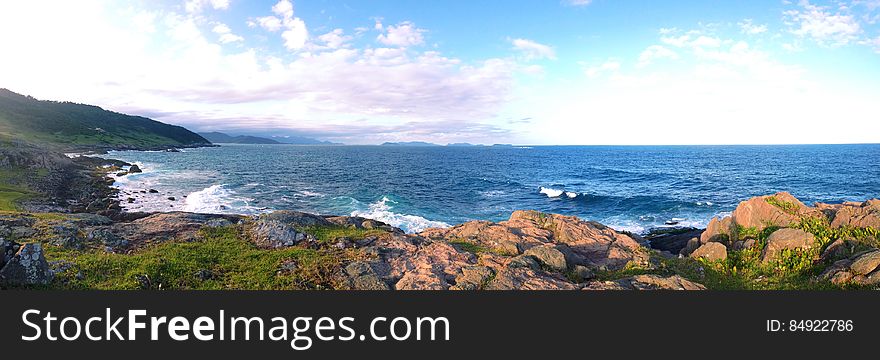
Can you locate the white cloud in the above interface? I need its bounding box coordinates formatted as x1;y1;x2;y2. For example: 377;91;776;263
254;0;308;50
738;19;768;34
377;22;425;47
565;0;593;6
272;0;293;19
0;1;517;144
785;1;861;46
583;60;621;77
211;23;243;44
637;45;679;67
254;16;282;32
317;29;351;49
185;0;230;13
511;38;556;60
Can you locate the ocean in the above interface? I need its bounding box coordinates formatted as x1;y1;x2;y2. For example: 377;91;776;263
106;144;880;234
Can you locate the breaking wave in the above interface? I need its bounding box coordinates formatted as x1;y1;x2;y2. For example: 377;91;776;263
351;196;449;234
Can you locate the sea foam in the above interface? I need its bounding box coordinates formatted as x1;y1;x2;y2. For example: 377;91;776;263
183;184;266;214
351;196;449;234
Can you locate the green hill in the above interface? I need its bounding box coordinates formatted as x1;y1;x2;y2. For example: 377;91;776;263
0;89;210;150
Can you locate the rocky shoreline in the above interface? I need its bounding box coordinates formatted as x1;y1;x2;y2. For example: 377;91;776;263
2;146;879;290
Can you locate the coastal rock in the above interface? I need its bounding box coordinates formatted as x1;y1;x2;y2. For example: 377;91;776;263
249;211;330;248
128;164;142;173
1;239;20;269
700;216;733;244
584;275;706;291
523;245;567;272
420;210;648;271
0;243;54;286
449;266;494;290
645;227;703;254
325;216;403;234
113;212;242;249
690;242;727;261
394;242;478;290
343;261;390;290
762;228;816;263
817;199;880;229
700;192;815;244
485;266;578;290
849;250;880;275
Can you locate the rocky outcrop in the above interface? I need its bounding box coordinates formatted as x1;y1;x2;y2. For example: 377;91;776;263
761;228;816;263
583;275;706;290
249;211;329;248
112;212;242;250
0;241;53;286
700;192;816;245
645;227;702;255
420;210;649;272
816;199;880;229
820;250;880;286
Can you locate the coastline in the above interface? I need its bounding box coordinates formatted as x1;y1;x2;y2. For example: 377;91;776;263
2;145;879;290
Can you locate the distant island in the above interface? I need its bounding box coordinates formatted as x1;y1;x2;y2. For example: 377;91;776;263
199;131;338;145
381;141;441;146
199;132;281;144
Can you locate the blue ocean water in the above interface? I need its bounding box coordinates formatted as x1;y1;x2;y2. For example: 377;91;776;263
107;144;880;234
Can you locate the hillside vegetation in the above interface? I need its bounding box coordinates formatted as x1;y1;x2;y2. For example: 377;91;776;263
0;89;209;150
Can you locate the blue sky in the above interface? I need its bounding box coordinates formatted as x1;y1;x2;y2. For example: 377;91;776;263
1;0;879;144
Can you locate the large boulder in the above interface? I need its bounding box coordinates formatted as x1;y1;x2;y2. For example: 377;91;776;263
0;243;54;286
523;245;567;272
761;228;817;263
584;275;706;290
849;250;880;276
689;242;727;261
249;211;332;248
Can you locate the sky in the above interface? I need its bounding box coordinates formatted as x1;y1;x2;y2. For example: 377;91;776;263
1;0;879;145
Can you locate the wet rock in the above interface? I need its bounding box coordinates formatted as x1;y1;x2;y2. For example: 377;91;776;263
762;228;816;263
148;189;158;193
167;197;176;201
128;164;142;173
690;242;727;261
0;243;54;286
645;227;703;254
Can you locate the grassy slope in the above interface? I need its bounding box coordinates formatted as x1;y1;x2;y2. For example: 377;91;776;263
0;89;209;150
40;225;382;290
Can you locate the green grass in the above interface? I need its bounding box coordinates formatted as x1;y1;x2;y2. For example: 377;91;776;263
0;185;33;211
41;226;361;290
448;240;488;254
765;196;799;215
296;225;386;244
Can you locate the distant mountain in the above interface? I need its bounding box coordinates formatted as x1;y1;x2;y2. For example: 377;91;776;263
0;89;209;150
381;141;440;146
272;135;339;145
199;132;281;144
447;143;480;147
